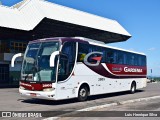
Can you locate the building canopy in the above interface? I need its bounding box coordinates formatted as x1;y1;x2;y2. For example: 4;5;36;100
0;0;131;43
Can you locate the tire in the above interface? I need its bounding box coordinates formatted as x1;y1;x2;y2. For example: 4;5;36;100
78;86;88;102
130;82;136;94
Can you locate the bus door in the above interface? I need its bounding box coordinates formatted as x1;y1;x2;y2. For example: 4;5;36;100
56;42;76;99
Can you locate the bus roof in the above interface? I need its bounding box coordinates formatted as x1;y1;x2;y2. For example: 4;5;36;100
74;37;145;56
29;37;146;56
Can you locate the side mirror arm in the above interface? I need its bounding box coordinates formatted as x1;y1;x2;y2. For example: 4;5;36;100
11;53;24;67
50;51;60;67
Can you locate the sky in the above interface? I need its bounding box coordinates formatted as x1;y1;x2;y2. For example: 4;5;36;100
1;0;160;76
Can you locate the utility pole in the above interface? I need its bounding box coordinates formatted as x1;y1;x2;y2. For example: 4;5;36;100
151;69;153;82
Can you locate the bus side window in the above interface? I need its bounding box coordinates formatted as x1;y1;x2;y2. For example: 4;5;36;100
92;46;106;63
78;53;86;62
134;55;138;66
77;43;89;62
137;55;146;66
141;56;146;66
58;42;76;82
107;50;116;64
126;53;132;65
124;53;127;65
117;51;124;64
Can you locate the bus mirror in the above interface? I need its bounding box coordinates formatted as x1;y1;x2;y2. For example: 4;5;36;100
50;51;60;67
11;53;24;67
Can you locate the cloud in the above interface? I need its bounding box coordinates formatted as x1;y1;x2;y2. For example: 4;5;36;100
148;47;156;51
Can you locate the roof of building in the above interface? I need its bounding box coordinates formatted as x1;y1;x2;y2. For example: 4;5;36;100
0;0;131;43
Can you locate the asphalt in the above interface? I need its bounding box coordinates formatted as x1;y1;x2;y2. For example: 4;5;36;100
44;95;160;120
0;82;160;120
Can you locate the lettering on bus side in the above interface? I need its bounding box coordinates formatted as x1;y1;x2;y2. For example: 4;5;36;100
124;67;143;73
98;78;105;81
112;67;122;72
42;84;52;88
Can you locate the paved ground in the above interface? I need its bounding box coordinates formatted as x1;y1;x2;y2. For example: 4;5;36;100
59;96;160;120
0;82;159;119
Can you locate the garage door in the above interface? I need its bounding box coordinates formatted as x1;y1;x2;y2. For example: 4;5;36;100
0;64;9;84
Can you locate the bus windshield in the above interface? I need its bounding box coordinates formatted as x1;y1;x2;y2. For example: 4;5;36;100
21;41;60;82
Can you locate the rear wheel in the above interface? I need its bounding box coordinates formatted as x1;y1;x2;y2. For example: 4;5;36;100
78;86;88;101
130;82;136;94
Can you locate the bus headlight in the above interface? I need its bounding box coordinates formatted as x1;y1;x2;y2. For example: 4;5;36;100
43;88;55;92
20;86;25;90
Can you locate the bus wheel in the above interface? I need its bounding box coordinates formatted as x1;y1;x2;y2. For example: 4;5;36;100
130;82;136;94
78;86;88;101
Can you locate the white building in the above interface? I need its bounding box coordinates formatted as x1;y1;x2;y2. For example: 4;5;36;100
0;0;131;86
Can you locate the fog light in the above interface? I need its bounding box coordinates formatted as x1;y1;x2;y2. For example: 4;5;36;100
48;95;54;97
51;95;54;97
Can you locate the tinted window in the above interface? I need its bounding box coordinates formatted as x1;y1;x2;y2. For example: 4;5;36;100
61;42;76;63
58;42;76;82
141;56;146;66
116;51;124;64
78;43;146;67
105;48;146;66
92;46;106;62
78;43;105;63
77;43;90;62
106;49;117;64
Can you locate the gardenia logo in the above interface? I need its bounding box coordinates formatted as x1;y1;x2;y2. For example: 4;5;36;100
84;52;103;66
124;67;143;73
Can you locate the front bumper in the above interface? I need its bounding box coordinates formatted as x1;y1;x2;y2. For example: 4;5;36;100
19;88;56;100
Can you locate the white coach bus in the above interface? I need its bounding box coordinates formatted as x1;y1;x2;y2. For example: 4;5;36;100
19;37;147;101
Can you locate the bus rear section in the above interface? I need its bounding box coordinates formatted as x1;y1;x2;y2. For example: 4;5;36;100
19;37;147;101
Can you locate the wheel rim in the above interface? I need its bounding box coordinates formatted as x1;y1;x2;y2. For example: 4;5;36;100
80;88;86;97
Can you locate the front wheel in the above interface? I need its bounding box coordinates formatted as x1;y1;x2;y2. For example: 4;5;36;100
78;86;88;102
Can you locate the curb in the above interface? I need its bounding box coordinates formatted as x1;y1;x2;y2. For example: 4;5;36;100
43;95;160;120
